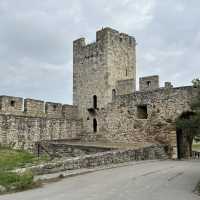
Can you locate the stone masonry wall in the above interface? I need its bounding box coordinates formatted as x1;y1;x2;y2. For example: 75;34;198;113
73;27;136;132
0;96;83;151
23;144;168;175
36;142;114;158
139;75;159;91
116;79;135;96
86;86;198;157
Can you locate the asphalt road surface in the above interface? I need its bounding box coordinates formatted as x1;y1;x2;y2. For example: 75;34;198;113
1;160;200;200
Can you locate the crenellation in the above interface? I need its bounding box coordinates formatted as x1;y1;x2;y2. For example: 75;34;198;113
96;27;116;42
96;27;136;47
0;96;83;150
62;104;79;119
139;75;160;91
73;38;86;49
45;102;63;117
0;96;23;114
0;96;81;119
24;98;45;116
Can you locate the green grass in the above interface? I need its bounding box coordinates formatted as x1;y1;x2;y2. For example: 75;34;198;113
192;143;200;151
0;171;35;192
0;147;48;194
0;148;35;171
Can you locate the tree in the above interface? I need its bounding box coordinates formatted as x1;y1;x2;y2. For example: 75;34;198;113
176;78;200;157
192;78;200;88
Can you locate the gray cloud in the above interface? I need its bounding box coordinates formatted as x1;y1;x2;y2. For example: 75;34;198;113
0;0;199;103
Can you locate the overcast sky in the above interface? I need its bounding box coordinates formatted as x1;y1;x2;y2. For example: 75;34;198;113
0;0;199;104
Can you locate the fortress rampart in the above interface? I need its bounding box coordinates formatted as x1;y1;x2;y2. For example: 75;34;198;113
0;96;79;118
83;85;198;158
0;27;197;159
0;96;83;150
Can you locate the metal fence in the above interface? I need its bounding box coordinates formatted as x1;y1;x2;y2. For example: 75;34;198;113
192;151;200;159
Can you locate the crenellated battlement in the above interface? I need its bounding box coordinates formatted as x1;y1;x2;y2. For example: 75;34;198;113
0;95;79;119
74;27;136;49
73;27;136;63
24;98;45;115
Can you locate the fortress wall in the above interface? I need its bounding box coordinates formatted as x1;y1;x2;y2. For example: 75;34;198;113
0;96;80;118
62;104;79;119
0;96;83;150
116;79;135;96
24;98;45;116
45;102;62;118
0;115;83;151
0;96;23;114
89;86;197;151
139;75;159;91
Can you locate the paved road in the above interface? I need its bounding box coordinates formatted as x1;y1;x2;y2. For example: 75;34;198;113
1;160;200;200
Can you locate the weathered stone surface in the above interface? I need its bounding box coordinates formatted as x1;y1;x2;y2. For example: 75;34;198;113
139;75;159;91
35;141;114;158
94;87;197;147
0;98;83;150
73;27;136;132
19;145;168;175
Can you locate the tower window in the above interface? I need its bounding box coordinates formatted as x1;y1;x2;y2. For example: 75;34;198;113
112;89;116;100
147;81;151;87
93;95;97;109
137;105;148;119
10;100;15;107
93;118;97;132
126;69;128;76
53;105;57;111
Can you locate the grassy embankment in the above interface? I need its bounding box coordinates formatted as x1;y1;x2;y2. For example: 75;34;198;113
0;146;48;194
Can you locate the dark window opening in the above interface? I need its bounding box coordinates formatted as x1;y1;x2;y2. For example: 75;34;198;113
126;69;128;76
93;95;97;109
112;89;116;100
147;81;151;87
129;38;132;45
10;100;15;107
87;117;90;120
137;105;148;119
93;118;97;132
53;105;57;111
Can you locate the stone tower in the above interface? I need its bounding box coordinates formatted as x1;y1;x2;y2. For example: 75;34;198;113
73;27;136;132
